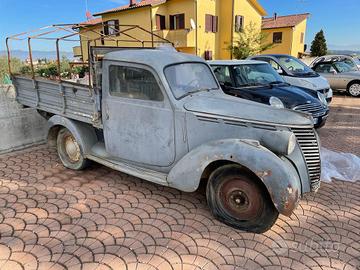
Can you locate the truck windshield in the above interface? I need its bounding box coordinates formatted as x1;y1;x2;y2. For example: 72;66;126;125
276;55;317;76
164;63;219;99
233;63;285;87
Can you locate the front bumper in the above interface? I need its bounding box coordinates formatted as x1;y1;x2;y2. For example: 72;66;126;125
314;109;329;128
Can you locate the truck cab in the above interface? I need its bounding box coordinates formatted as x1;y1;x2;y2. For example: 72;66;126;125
13;49;321;233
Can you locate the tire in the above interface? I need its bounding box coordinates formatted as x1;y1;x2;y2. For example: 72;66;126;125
206;164;279;233
57;128;90;170
347;82;360;97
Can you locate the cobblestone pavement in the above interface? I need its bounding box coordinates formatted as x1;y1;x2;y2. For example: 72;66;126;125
0;96;359;270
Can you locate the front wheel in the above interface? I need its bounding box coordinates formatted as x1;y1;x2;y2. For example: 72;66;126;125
206;164;279;233
57;128;90;170
348;82;360;97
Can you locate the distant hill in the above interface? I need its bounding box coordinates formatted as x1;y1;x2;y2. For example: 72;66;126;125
328;50;360;56
0;50;74;61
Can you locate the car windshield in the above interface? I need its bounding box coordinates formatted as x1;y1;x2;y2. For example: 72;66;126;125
276;55;316;76
232;63;285;87
334;62;353;73
164;63;219;99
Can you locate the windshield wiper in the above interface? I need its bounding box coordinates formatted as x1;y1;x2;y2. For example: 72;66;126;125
178;88;212;99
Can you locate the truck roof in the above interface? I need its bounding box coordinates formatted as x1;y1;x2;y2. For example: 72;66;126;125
208;60;265;65
103;49;206;70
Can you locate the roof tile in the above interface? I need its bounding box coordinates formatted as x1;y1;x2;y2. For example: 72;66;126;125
262;13;309;29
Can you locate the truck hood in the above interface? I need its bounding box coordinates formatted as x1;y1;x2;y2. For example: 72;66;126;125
183;91;314;127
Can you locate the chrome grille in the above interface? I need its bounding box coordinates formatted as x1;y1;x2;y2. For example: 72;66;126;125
291;128;321;192
293;103;327;118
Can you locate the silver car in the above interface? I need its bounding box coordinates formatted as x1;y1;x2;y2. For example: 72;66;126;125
310;55;360;71
312;61;360;97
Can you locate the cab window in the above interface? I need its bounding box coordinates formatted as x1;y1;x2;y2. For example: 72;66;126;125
109;65;164;101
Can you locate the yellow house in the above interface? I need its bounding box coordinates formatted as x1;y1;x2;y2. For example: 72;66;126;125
261;13;309;57
76;0;267;61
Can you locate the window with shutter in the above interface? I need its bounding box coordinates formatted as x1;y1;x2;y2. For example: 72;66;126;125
169;14;185;30
156;14;166;30
205;14;218;33
300;32;304;43
204;50;213;60
104;20;120;36
273;32;283;43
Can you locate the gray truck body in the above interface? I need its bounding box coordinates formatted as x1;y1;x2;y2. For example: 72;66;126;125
13;49;321;217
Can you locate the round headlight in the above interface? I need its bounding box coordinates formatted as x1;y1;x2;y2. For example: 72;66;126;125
317;91;328;105
269;96;285;109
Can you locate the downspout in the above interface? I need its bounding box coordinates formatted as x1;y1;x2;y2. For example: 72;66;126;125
195;0;198;56
150;6;154;47
230;0;235;59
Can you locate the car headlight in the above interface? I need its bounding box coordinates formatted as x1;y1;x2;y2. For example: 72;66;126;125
317;92;327;105
287;133;297;155
269;96;285;109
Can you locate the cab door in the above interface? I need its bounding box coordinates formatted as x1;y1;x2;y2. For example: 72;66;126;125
102;61;175;167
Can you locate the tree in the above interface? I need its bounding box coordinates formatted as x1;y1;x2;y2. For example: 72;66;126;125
229;22;274;59
0;56;22;84
310;30;328;57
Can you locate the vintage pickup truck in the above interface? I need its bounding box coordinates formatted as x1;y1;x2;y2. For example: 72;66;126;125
12;48;321;233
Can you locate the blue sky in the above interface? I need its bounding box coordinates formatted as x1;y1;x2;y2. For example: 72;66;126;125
1;0;360;51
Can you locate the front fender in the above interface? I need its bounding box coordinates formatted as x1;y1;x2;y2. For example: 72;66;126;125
168;139;301;216
47;115;97;155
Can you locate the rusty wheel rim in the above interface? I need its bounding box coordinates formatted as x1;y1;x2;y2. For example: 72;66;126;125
64;134;81;163
217;177;262;221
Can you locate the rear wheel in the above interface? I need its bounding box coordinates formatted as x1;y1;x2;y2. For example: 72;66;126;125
348;82;360;97
206;164;278;233
57;128;90;170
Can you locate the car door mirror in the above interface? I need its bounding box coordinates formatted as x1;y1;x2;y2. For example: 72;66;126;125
330;68;337;75
276;68;284;75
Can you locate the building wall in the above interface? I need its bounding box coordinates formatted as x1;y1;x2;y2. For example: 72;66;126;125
291;19;307;57
77;0;265;60
261;27;294;55
261;19;308;57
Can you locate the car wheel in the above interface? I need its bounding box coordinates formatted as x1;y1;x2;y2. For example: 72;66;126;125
206;164;279;233
348;82;360;97
57;128;90;170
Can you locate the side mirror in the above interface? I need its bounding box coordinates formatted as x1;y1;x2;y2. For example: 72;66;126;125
276;69;284;75
330;69;337;75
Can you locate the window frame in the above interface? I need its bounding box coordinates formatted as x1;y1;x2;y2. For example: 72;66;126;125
156;14;166;30
108;63;165;102
273;32;283;44
205;14;218;33
169;13;185;30
104;19;120;36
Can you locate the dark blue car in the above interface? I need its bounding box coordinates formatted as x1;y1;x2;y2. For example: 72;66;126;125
209;60;329;128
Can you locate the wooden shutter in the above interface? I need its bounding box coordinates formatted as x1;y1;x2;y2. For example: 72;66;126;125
235;15;243;32
204;50;213;60
178;14;185;29
169;15;174;30
103;21;109;35
115;20;120;36
212;16;218;33
205;14;212;32
160;15;166;30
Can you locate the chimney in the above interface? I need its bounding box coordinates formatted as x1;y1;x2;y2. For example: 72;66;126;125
130;0;137;6
274;13;278;20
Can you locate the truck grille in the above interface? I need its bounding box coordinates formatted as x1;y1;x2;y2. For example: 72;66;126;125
293;103;327;118
291;128;321;192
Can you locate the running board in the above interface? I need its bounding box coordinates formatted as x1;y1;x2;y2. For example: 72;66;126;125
86;144;168;187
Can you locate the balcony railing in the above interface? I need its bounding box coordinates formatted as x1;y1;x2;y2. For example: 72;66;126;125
153;29;195;48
